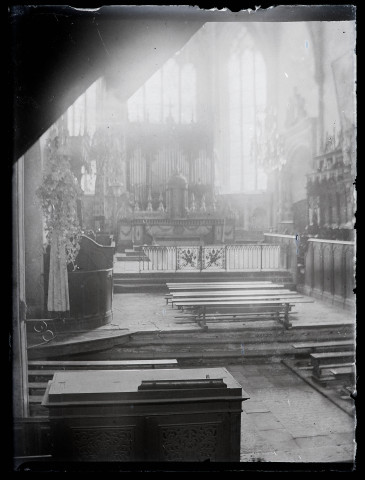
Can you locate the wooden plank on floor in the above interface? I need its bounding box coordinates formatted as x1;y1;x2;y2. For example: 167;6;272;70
293;340;354;350
28;359;178;367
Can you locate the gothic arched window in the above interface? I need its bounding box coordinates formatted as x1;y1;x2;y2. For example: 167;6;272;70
181;63;197;123
228;45;267;192
128;59;196;124
162;59;179;122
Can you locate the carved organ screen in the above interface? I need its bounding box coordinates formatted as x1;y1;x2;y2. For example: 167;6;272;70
126;51;213;210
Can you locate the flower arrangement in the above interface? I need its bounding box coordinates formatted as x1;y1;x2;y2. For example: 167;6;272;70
36;136;83;270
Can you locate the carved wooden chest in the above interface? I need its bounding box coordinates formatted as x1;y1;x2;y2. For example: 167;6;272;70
42;368;249;463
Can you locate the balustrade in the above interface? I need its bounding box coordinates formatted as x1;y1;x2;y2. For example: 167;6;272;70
140;244;281;272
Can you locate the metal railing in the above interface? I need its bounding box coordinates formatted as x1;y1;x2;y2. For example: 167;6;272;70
139;244;281;272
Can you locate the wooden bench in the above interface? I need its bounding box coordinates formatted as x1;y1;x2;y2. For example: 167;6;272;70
329;365;355;383
173;297;313;330
167;283;285;292
172;294;305;309
292;340;355;357
165;283;286;304
293;340;355;350
310;351;355;378
166;281;273;286
28;359;179;370
168;289;300;306
311;363;355;387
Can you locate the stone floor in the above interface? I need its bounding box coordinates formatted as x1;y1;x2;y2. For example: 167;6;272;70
29;263;357;466
35;288;355;351
107;290;355;333
227;362;356;464
108;289;357;465
41;289;355;466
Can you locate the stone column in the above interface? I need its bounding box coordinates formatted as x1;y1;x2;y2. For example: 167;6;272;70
12;157;29;419
309;23;325;152
24;140;45;317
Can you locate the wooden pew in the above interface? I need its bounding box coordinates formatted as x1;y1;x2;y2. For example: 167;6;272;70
173;297;313;330
329;365;356;386
292;340;355;359
310;351;355;380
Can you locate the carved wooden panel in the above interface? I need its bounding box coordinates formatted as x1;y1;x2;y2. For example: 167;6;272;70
202;246;225;270
176;246;201;270
71;426;135;461
160;423;219;462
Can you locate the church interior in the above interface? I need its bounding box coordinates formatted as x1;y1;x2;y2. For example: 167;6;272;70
10;5;357;471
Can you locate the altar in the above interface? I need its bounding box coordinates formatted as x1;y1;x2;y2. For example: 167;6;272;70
116;171;236;249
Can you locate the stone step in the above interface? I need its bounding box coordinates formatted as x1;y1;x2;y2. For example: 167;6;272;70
126;335;284;348
129;245;144;252
116;256;148;262
113;270;293;280
29;403;49;417
28;370;55;382
29;395;45;404
126;327;354;346
113;273;295;292
74;344;292;362
311;374;349;387
28;382;48;396
28;318;353;363
114;284;168;293
125;250;149;256
113;278;295;286
83;350;245;360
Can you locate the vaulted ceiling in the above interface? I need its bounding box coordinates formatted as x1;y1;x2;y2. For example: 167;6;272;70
9;5;355;162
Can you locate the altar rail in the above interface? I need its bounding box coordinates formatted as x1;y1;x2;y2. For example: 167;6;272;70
264;234;298;284
139;244;282;271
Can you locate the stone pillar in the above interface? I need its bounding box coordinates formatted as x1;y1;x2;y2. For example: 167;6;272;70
24;140;45;317
309;23;325;152
12;157;29;419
